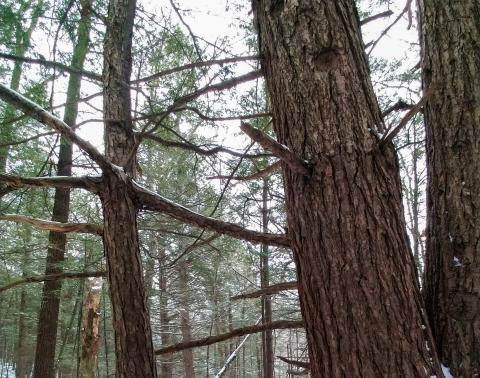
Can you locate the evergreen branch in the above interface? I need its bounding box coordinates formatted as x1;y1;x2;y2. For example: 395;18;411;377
132;181;290;248
154;320;303;355
230;280;297;300
0;213;103;235
240;122;310;176
0;271;106;293
0;52;102;82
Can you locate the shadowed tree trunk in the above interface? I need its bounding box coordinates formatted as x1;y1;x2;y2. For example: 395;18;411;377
260;178;273;378
420;1;480;376
158;249;173;378
100;0;156;375
251;0;440;376
33;1;92;376
177;261;195;378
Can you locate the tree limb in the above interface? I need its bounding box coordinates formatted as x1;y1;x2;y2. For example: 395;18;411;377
230;281;297;300
277;356;310;369
134;56;260;84
380;90;431;147
0;213;103;236
0;84;111;171
0;271;106;293
0;174;102;192
381;99;415;118
240;122;309;176
208;161;281;182
132;181;290;248
155;320;304;355
0;52;103;82
360;10;394;25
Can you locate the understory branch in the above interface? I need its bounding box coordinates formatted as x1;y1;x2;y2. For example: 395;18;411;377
155;320;304;355
0;271;106;293
230;281;297;300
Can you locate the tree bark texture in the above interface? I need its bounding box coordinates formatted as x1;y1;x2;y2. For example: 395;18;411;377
252;0;439;376
420;1;480;377
78;278;102;378
33;1;92;376
101;0;156;376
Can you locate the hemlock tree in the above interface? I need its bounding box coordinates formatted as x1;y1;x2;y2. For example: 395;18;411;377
33;0;92;376
420;0;480;376
251;0;441;376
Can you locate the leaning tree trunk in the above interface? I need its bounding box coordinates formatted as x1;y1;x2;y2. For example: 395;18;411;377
420;1;480;376
252;1;440;376
100;0;156;376
33;2;92;376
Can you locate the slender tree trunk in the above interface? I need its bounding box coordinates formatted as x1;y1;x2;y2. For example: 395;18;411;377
177;262;195;378
78;277;102;378
0;1;43;173
420;1;480;376
100;0;156;375
260;178;273;378
16;248;31;378
33;2;92;376
252;1;440;376
158;250;173;378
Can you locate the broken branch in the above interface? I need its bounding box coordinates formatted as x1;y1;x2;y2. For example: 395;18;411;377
155;320;303;355
240;122;309;176
230;281;297;300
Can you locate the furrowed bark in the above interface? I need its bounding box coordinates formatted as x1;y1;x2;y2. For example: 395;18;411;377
420;1;480;376
33;2;93;376
101;0;157;375
252;0;440;376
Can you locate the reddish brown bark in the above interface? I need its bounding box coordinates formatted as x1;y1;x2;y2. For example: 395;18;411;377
252;0;440;376
100;0;156;376
420;1;480;376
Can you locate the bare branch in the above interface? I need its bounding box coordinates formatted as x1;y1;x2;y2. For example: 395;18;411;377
132;181;290;248
0;213;103;236
208;161;281;181
134;56;260;84
0;271;106;293
177;106;271;122
0;84;111;170
240;122;309;176
230;281;297;300
0;52;102;82
360;10;394;25
155;320;304;355
141;133;271;159
0;174;102;192
277;356;310;369
381;99;415;118
380;90;431;147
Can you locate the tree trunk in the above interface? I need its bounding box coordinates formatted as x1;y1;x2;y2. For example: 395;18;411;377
260;178;273;378
177;262;195;378
158;250;173;378
100;0;156;376
16;248;31;378
33;2;92;376
252;0;440;376
420;1;480;376
78;277;102;378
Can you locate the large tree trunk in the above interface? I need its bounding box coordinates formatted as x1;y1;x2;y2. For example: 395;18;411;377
33;2;92;376
252;1;440;376
100;0;156;376
420;1;480;376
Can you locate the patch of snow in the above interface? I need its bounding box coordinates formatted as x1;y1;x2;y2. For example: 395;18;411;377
430;364;455;378
453;257;463;267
